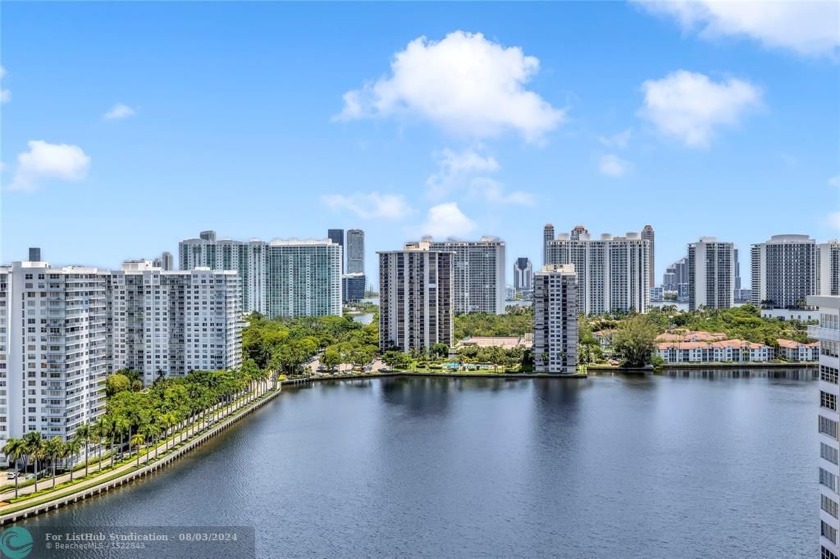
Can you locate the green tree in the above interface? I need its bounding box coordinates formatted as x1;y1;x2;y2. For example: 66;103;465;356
23;431;46;493
105;373;132;397
45;436;64;489
321;345;342;373
612;314;659;367
382;350;412;371
63;437;82;483
2;438;26;499
75;423;91;478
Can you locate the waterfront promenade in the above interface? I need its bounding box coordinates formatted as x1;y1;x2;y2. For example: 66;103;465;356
0;382;279;525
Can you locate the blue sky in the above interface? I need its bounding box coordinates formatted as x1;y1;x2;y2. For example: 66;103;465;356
2;2;838;286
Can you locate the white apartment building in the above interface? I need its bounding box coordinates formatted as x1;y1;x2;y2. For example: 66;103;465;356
378;242;454;353
0;252;244;456
751;234;818;309
688;237;735;311
422;237;505;315
110;260;243;385
179;231;342;317
545;228;650;315
0;257;111;453
819;241;840;297
533;264;579;374
808;295;840;559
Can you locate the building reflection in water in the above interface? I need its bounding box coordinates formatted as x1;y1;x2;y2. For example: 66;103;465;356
660;367;817;381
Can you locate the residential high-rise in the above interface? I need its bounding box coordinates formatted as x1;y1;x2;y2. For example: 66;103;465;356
570;225;589;241
0;251;244;459
0;253;111;451
513;257;533;294
819;241;840;297
342;273;366;304
533;264;579;374
734;248;741;291
265;240;342;317
687;237;735;311
422;237;505;315
545;228;650;315
179;232;342;317
663;257;689;296
328;229;344;272
543;224;555;265
110;260;243;384
642;225;655;288
152;251;174;271
751;234;818;309
808;294;840;559
346;229;365;274
378;241;453;352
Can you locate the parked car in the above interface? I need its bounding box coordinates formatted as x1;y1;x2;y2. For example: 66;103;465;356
6;471;17;480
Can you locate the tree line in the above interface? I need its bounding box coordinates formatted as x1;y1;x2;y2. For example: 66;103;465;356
3;366;269;499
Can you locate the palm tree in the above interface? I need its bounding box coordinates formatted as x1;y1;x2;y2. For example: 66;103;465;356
94;417;110;472
23;431;46;493
130;433;145;467
160;412;177;453
2;438;26;499
45;437;64;489
113;417;131;467
140;423;159;463
75;424;91;477
63;437;81;483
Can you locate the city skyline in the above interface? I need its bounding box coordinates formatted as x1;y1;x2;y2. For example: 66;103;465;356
2;2;839;285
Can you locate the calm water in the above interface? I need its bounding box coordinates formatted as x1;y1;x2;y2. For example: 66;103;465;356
21;370;817;558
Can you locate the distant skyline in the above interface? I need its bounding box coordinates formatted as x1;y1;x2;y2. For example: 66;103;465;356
2;2;838;285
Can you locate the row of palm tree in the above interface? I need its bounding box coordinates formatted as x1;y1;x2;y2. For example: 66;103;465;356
2;431;85;498
2;362;272;501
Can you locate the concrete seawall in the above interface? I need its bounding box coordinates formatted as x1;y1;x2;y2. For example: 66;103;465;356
0;386;282;526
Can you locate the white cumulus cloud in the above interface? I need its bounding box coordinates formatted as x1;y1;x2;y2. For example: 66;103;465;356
104;103;136;120
335;31;565;142
633;0;840;57
639;70;762;148
0;65;10;103
7;140;91;192
426;147;534;205
320;192;413;220
599;154;633;178
420;202;477;239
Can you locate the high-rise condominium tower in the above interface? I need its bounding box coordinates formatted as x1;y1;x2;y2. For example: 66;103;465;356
421;237;505;315
0;251;243;457
378;241;453;352
543;224;555;265
808;295;840;559
819;241;840;297
533;264;579;374
111;260;243;384
179;231;342;317
687;237;735;311
513;257;533;293
751;234;818;309
545;227;650;315
642;225;655;288
346;229;365;274
0;255;110;450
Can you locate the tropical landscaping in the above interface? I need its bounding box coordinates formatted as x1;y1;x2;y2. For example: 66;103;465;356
1;366;271;505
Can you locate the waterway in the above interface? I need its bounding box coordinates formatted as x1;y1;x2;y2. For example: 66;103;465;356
20;369;817;558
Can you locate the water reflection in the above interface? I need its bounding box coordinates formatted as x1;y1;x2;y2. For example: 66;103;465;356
661;367;817;380
380;377;452;416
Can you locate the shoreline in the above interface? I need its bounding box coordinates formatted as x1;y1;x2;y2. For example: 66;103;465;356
0;385;282;526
